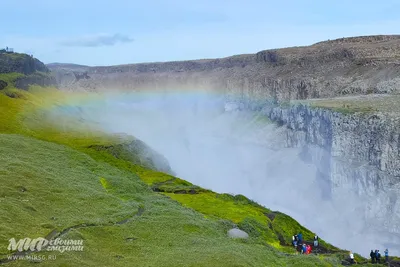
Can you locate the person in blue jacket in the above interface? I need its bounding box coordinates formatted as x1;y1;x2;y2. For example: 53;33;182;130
302;244;307;254
297;233;303;243
384;249;389;263
376;250;381;263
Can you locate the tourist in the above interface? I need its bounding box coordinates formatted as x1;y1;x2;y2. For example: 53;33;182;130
313;235;319;247
302;244;307;254
349;251;355;265
370;250;375;263
306;244;312;254
376;250;381;264
297;233;303;243
384;248;389;263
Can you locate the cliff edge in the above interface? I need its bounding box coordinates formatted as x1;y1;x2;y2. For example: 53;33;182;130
0;51;57;90
49;35;400;100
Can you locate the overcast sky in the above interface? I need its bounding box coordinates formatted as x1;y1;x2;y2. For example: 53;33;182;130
2;0;400;66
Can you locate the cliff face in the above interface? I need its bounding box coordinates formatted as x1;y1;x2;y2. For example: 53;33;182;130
0;52;49;75
0;52;57;89
50;35;400;100
264;103;400;235
14;72;58;90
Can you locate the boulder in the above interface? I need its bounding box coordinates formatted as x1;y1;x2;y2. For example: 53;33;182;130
227;228;249;239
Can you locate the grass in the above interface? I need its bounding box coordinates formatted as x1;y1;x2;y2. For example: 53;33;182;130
278;94;400;117
310;102;377;114
0;134;341;267
0;83;382;266
302;94;400;115
0;73;25;84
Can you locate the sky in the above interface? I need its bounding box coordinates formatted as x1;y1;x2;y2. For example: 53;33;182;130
1;0;400;66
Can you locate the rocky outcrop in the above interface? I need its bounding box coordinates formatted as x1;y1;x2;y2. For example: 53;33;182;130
0;53;49;75
264;103;400;234
49;35;400;99
0;52;57;90
14;72;57;90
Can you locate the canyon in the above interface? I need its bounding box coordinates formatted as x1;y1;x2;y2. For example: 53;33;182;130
48;35;400;255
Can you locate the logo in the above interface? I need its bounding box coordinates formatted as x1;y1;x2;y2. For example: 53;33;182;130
8;237;84;253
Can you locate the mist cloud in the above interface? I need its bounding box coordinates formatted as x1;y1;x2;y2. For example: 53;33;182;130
50;91;400;257
60;33;134;47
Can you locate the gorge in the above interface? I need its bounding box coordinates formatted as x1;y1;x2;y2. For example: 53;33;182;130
48;35;400;257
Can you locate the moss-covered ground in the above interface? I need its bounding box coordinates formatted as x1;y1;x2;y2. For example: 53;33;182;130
0;72;397;266
293;94;400;115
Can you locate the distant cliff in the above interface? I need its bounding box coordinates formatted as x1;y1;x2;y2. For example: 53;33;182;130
0;52;57;90
0;52;49;75
49;35;400;100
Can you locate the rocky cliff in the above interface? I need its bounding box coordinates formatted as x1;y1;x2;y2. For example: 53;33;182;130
0;52;49;75
50;35;400;100
0;52;57;90
261;102;400;249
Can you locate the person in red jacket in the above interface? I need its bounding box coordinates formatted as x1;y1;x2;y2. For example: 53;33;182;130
306;244;312;254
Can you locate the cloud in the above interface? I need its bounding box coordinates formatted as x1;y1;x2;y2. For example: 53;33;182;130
60;33;134;47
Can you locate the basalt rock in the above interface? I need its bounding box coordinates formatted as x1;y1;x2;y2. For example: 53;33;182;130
263;103;400;238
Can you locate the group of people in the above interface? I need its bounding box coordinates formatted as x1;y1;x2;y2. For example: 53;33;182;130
291;233;319;255
348;249;389;265
370;249;389;264
292;233;391;264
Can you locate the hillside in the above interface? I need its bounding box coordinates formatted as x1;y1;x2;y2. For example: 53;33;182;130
0;54;362;266
49;35;400;100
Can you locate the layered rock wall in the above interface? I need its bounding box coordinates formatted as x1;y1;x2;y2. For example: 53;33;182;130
264;104;400;233
49;35;400;99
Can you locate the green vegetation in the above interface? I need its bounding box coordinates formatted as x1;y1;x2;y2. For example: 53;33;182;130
1;72;392;266
279;100;292;108
0;72;25;85
0;52;48;75
304;95;400;115
311;103;377;114
0;105;340;266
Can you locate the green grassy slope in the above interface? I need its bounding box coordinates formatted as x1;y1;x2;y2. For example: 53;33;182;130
0;70;384;266
0;134;341;267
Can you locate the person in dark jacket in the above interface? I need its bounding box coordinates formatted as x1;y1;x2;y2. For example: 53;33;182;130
297;243;302;254
370;250;375;263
